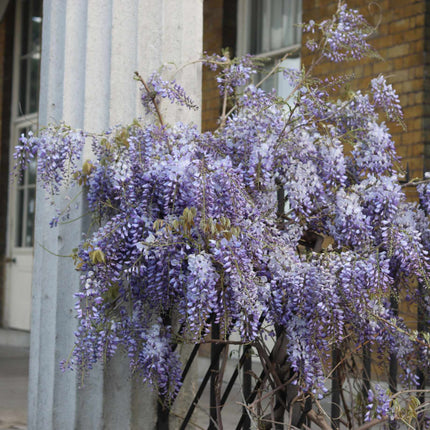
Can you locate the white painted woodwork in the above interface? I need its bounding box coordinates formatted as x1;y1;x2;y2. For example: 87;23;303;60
4;0;41;332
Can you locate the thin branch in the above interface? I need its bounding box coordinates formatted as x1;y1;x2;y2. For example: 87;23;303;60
134;71;165;127
355;417;389;430
198;338;253;345
400;178;430;188
255;48;299;91
214;344;229;430
307;410;332;430
340;382;353;428
219;85;229;128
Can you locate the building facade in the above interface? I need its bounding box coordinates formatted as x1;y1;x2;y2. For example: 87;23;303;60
0;0;427;336
203;0;429;181
0;0;427;427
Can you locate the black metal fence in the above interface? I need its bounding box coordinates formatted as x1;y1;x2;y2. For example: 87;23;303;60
155;176;428;429
154;321;427;429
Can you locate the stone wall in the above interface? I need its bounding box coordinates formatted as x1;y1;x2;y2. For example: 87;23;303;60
29;1;202;428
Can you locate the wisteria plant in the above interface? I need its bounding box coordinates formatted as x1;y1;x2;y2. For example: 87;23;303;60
15;2;430;428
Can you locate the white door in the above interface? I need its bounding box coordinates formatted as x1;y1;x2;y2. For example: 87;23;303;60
4;0;42;331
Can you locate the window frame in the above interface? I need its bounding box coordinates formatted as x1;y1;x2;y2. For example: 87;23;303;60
236;0;302;97
236;0;302;59
9;0;41;249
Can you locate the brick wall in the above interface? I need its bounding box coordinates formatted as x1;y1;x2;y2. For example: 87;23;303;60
200;2;238;355
303;0;429;361
302;0;427;181
423;0;430;173
202;0;237;131
203;0;428;178
202;0;224;131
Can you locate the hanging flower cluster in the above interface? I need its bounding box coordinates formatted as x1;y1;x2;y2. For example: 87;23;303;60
14;1;430;422
304;2;376;62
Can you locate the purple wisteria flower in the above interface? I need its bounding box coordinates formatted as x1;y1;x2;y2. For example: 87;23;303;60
140;72;199;113
305;3;375;63
203;53;258;95
15;125;86;194
418;178;430;215
371;75;403;122
14;2;430;422
365;385;391;421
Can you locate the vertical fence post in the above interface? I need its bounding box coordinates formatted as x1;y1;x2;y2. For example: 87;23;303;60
389;293;398;430
156;400;170;430
331;348;341;429
417;283;427;429
209;323;221;429
157;313;173;430
361;344;371;421
242;346;252;429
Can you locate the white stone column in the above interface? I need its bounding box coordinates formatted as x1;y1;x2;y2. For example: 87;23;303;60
28;1;202;429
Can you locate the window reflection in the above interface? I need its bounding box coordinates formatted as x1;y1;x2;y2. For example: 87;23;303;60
15;125;37;248
14;0;42;248
18;0;42;116
247;0;302;99
249;0;301;55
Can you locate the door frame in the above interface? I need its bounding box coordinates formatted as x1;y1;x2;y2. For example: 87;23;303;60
3;0;39;330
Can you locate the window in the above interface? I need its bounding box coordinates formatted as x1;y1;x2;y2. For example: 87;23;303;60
4;0;42;330
237;0;302;97
17;0;42;117
13;0;42;247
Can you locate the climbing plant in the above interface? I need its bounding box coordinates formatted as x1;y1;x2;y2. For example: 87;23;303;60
15;2;430;428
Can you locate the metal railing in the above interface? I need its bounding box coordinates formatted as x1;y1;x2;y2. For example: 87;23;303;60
155;175;428;429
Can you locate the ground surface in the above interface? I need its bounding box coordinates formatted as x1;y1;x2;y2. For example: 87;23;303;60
0;345;28;430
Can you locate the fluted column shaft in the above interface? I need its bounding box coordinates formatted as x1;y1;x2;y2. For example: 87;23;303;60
28;1;202;428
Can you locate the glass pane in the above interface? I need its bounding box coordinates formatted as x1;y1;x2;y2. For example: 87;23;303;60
25;187;35;247
29;57;40;112
15;123;37;248
18;58;28;115
260;0;269;53
257;56;300;99
31;3;42;55
17;170;24;187
259;60;277;93
20;0;29;56
18;0;42;116
28;158;37;185
16;189;24;247
249;0;261;54
17;127;28;186
249;0;302;55
277;57;301;98
270;0;284;51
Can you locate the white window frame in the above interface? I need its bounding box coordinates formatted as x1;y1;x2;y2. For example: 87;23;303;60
237;0;302;58
4;0;41;330
236;0;302;98
9;0;41;250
